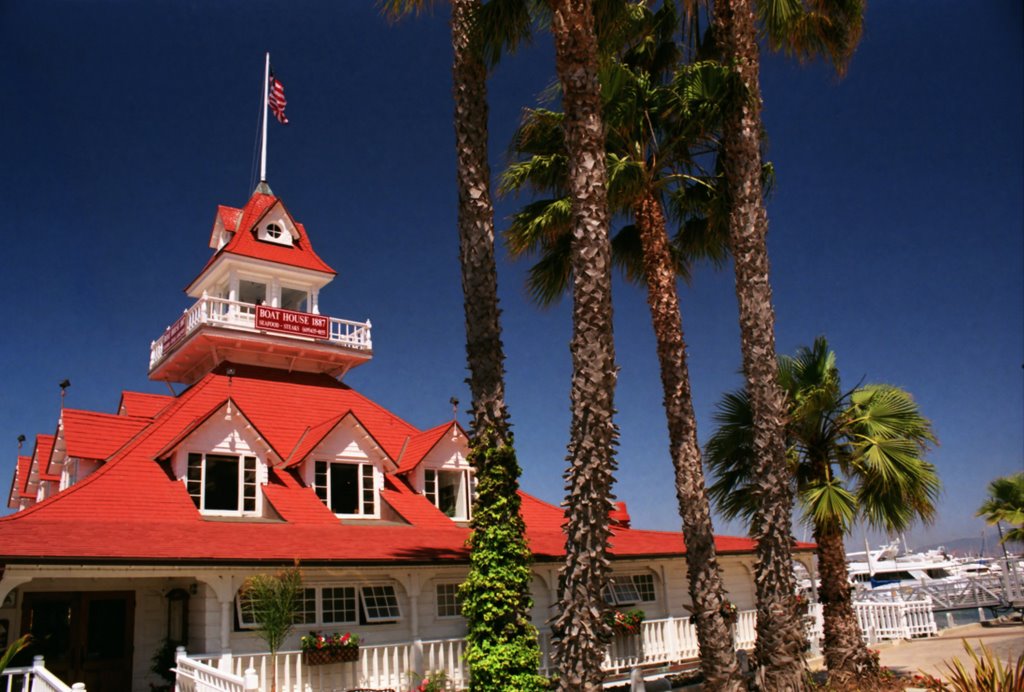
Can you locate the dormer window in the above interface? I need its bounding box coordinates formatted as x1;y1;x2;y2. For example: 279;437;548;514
187;452;259;515
258;220;294;246
314;461;377;517
424;469;472;520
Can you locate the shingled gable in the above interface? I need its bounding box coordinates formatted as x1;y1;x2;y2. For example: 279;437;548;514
22;434;57;498
395;420;466;475
187;192;335;293
6;455;31;508
282;410;398;472
150;397;283;464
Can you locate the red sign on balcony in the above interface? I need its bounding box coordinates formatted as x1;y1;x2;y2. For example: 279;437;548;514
163;313;189;350
256;305;329;339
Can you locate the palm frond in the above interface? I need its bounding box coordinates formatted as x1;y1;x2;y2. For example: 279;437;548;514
503;197;572;254
477;0;535;68
705;390;760;523
524;232;572;306
800;478;857;531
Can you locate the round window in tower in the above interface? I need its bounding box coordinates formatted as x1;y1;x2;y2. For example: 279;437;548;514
265;223;283;239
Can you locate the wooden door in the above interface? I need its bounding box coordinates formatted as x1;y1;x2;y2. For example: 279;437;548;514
21;591;135;692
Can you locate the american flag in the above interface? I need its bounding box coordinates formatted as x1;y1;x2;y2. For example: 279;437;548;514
268;71;288;125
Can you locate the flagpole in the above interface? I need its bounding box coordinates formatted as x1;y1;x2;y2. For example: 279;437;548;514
260;52;270;183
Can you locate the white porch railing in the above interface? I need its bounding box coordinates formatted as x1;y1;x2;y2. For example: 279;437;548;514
175;648;258;692
193;638;469;692
0;656;85;692
149;296;372;368
185;602;933;691
854;597;938;642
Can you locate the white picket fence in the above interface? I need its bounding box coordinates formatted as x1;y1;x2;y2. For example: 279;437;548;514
184;600;934;691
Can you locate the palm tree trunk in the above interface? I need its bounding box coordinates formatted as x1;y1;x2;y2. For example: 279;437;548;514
813;521;879;686
451;0;510;443
547;0;618;689
450;4;544;690
634;192;743;689
712;0;807;687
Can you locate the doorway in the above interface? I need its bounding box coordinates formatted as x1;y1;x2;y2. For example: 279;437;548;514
19;591;135;692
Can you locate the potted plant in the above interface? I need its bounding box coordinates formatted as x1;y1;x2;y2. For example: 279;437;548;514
606;608;645;635
300;631;361;665
240;566;303;691
720;600;738;626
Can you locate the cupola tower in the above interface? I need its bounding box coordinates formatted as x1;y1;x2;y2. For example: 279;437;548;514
148;184;372;384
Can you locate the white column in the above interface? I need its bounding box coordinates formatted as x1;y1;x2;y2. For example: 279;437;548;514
311;288;320;315
270;278;281;308
407;573;423;673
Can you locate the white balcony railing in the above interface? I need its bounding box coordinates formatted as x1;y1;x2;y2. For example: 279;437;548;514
149;296;372;368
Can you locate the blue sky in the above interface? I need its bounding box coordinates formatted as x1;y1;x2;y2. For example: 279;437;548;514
2;1;1021;551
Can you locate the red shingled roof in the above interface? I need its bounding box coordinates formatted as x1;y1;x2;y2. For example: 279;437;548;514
119;391;174;419
396;421;460;474
7;455;31;509
55;409;149;470
0;365;780;566
189;193;335;290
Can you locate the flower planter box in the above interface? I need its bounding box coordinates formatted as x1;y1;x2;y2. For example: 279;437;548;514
302;646;359;666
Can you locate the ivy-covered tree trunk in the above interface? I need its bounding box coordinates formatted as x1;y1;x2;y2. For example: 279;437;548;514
712;0;807;687
634;192;743;689
449;1;544;689
547;0;619;689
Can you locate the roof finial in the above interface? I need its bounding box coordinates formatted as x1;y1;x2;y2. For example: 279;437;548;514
449;396;459;421
59;379;71;410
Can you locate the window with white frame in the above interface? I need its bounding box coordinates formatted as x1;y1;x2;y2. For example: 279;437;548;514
187;453;258;514
436;583;462;618
314;461;376;516
322;586;358;624
237;583;401;629
604;574;657;606
631;573;656;602
424;469;472;520
361;585;402;622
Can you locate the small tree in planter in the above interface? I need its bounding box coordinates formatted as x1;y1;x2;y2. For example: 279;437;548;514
240;566;302;692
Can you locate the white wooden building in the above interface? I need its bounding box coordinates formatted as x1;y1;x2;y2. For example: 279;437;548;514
0;185;814;691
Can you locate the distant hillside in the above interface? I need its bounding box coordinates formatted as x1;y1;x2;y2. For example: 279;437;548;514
919;531;1023;558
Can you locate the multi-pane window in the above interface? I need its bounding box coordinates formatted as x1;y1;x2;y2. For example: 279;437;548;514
323;586;358;624
632;574;656;602
423;469;471;519
296;588;317;625
360;585;401;622
605;575;657;606
237;583;402;629
187;453;258;514
314;461;376;516
436;583;462;618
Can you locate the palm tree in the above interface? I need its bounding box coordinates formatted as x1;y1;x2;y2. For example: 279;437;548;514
709;0;864;686
706;336;939;688
501;15;744;682
381;2;543;688
977;473;1024;546
541;2;621;688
